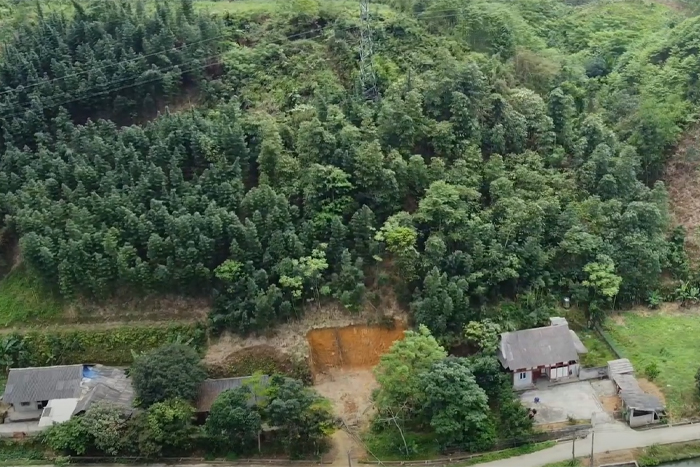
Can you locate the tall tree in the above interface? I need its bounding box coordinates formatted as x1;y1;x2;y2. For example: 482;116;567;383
131;344;207;407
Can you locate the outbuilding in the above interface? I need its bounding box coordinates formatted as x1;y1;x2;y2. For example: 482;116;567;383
607;358;666;427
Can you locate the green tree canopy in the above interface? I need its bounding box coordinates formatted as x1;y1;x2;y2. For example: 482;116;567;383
205;386;262;452
131;344;207;407
374;325;447;417
419;358;495;451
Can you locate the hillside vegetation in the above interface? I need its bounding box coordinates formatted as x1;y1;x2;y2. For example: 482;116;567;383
0;0;697;343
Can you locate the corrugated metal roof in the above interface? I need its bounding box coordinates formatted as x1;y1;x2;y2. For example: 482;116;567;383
196;376;268;413
4;365;83;404
620;391;665;411
73;365;135;414
73;384;123;415
608;358;635;376
612;373;639;392
498;325;581;370
569;330;589;354
608;360;664;412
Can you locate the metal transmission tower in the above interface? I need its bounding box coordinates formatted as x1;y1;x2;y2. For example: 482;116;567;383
359;0;379;100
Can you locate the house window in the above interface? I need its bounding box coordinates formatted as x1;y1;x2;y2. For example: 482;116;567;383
519;372;528;380
20;402;30;407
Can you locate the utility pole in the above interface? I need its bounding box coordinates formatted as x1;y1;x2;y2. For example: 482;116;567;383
572;436;575;463
359;0;378;101
590;431;595;466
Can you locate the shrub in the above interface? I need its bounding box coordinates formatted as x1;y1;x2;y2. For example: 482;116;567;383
645;361;660;381
131;344;207;407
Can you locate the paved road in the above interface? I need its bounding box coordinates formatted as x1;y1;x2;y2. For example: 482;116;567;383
480;422;700;467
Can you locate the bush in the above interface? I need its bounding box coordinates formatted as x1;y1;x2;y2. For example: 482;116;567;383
131;343;207;407
645;361;660;381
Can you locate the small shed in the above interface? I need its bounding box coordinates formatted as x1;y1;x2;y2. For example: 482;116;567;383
607;359;666;427
607;358;634;379
620;391;665;427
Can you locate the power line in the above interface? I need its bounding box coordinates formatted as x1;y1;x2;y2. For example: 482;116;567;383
0;31;226;99
0;10;345;102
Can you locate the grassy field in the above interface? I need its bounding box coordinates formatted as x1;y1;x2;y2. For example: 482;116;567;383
0;265;64;327
637;441;700;466
578;329;617;367
604;309;700;419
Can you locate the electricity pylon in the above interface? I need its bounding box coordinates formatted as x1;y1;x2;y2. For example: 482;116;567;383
359;0;379;101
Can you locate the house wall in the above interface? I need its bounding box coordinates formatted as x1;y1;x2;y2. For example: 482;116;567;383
13;402;42;413
628;409;658;428
513;370;532;389
570;363;580;376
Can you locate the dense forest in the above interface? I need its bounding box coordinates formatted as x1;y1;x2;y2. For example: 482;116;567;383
0;0;697;343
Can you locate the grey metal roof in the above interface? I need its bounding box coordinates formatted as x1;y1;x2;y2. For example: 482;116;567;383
73;384;123;415
569;330;589;354
498;325;581;370
4;365;83;404
609;362;665;412
73;365;134;414
196;376;268;413
612;373;639;392
620;391;665;411
608;358;634;376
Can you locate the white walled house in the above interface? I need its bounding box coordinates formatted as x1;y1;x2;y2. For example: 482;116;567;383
498;324;588;389
1;364;134;433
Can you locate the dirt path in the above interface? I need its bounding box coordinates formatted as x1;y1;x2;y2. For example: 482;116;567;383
0;318;200;334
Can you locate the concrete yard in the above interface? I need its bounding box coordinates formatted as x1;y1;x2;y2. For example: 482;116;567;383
520;381;613;425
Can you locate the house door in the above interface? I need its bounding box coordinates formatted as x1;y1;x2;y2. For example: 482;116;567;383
557;366;567;378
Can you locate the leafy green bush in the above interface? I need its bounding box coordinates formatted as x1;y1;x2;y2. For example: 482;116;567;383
131;344;207;407
645;361;660;381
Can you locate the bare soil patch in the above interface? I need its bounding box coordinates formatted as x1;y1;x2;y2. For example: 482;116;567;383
70;292;210;323
599;394;622;414
205;295;406;365
666;122;700;262
536;420;590;432
611;314;626;326
314;368;378;428
327;430;367;467
307;320;407;375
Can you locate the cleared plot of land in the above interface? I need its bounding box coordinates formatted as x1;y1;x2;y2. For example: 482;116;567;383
604;311;698;419
666;122;700;262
